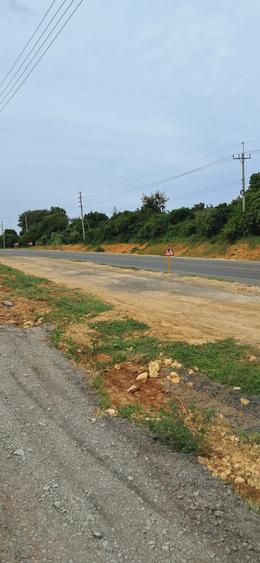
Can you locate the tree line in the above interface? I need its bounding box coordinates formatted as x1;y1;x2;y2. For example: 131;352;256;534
1;172;259;249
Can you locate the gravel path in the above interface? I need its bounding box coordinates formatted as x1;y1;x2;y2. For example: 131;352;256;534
0;326;259;563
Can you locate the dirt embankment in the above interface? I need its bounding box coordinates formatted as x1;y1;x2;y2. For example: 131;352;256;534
32;239;260;260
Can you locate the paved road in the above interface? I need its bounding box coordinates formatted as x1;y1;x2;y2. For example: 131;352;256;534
1;325;259;562
0;249;260;285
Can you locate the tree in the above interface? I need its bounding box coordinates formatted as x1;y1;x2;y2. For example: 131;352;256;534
4;229;19;247
18;209;49;234
141;191;168;213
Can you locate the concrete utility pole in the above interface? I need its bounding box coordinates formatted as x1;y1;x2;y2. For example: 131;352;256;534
233;142;252;212
1;220;6;248
78;191;86;242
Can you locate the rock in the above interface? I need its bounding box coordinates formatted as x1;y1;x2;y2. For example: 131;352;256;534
168;371;181;384
34;317;44;326
3;300;13;307
148;360;160;378
233;386;241;391
234;476;245;485
127;384;140;394
249;355;257;362
114;363;122;370
136;371;148;383
214;510;224;517
194;366;199;372
43;484;51;492
23;321;34;328
171;360;182;369
240;398;250;406
105;408;117;417
92;531;103;540
163;358;172;367
186;381;194;387
188;369;194;375
13;448;25;457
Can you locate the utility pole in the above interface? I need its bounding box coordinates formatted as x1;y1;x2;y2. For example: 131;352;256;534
25;212;28;233
1;220;6;249
78;191;86;242
233;142;251;212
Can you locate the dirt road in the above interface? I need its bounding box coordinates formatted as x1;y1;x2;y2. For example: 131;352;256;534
1;255;260;347
0;325;259;562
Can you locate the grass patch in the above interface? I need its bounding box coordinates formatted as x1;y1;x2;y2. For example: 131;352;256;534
50;292;111;323
91;375;110;410
90;318;148;338
93;333;260;394
162;339;260;395
0;264;51;299
118;403;145;420
1;264;259;398
118;401;212;454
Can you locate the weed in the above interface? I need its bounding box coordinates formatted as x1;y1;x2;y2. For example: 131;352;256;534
118;403;145;420
50;325;63;347
145;401;210;454
65;338;81;361
119;401;212;454
239;431;260;445
91;375;110;410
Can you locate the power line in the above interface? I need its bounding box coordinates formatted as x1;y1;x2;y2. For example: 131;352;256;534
79;178;240;208
0;0;58;89
0;0;69;100
82;155;234;205
0;0;81;108
0;0;83;113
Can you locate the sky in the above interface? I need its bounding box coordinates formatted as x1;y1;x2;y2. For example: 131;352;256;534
0;0;260;230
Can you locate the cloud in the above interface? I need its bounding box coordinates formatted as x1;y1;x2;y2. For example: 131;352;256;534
0;0;30;14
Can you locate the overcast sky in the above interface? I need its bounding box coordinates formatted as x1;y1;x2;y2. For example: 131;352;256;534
0;0;259;230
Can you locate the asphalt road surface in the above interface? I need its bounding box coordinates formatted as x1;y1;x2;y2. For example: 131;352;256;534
0;249;260;285
0;325;259;563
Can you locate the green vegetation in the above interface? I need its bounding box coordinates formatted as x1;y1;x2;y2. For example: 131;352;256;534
118;401;213;454
1;264;260;458
0;264;111;345
93;332;260;394
1;173;259;249
239;431;260;445
1;264;259;394
50;292;111;323
91;375;110;410
90;318;148;337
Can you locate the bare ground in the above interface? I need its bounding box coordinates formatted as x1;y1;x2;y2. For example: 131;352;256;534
1;255;259;347
0;325;260;563
0;257;259;509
